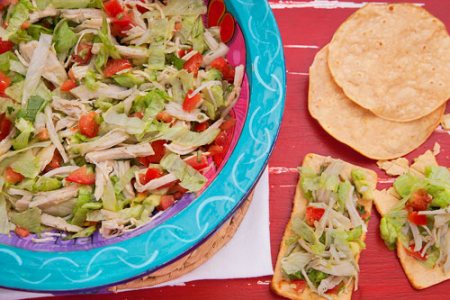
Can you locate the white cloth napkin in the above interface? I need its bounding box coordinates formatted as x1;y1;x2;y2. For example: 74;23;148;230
0;168;272;299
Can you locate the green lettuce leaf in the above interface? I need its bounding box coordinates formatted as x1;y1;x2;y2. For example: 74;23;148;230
71;186;93;226
53;20;77;55
160;153;207;192
281;252;312;276
2;0;32;40
393;173;423;199
33;177;62;192
49;0;103;8
148;43;165;70
10;150;40;178
0;195;11;234
9;207;42;233
299;166;319;201
12;118;34;150
156;125;220;148
351;169;373;199
163;0;206;17
166;53;185;70
113;73;144;88
380;209;407;250
16;95;46;122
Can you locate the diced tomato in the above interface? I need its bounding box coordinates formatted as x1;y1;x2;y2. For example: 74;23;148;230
219;12;235;43
66;166;95;185
168;183;188;200
158;195;175;211
103;58;132;77
5;167;24;184
79;111;99;138
210;57;235;82
72;42;93;65
178;48;191;58
137;140;167;166
405;244;427;261
104;0;124;17
132;111;144;119
135;0;149;13
183;91;202;112
156;111;173;123
214;130;228;147
406;189;432;211
0;71;11;94
408;211;428;226
0;0;13;11
143;168;163;184
290;280;306;292
110;11;134;37
305;206;325;226
14;226;30;238
194;122;209;132
43;150;63;173
0;39;13;54
36;128;49;141
326;282;344;294
185;155;209;171
220;117;236;131
174;21;182;31
183;52;203;75
0;113;12;141
60;79;77;92
208;144;224;156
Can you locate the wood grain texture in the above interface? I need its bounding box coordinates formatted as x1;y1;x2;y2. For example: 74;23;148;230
38;0;450;299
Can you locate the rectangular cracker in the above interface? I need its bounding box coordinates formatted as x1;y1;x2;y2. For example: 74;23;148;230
271;153;377;299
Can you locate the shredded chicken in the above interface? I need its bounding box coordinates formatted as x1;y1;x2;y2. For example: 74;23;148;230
61;9;105;23
41;213;82;233
86;143;154;163
70;84;134;101
30;185;79;209
29;7;58;23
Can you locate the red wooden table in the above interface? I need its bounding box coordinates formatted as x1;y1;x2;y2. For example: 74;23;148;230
41;1;450;299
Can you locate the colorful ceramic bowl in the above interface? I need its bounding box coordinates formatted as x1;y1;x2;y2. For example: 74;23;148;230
0;0;285;292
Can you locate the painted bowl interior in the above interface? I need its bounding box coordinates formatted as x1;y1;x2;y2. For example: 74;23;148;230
0;0;285;292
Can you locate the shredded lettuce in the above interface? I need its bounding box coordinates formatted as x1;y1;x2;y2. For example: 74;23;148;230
148;43;166;70
164;0;206;17
71;187;93;226
0;195;10;234
9;207;42;233
113;73;144;88
1;0;32;40
157;124;220;148
33;177;62;192
10;150;40;178
49;0;103;9
380;209;407;250
160;153;207;191
53;20;78;55
16;95;47;122
12;118;34;150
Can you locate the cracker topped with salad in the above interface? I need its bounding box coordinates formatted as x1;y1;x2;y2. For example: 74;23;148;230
0;0;244;240
376;151;450;289
272;154;377;299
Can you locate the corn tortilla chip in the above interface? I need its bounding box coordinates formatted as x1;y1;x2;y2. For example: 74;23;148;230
328;4;450;122
309;46;445;160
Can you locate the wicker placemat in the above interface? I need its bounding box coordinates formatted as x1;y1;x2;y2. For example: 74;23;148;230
110;192;254;292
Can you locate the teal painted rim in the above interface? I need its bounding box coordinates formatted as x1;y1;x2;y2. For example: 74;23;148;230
0;0;286;292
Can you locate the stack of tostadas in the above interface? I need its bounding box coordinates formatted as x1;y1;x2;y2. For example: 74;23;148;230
309;3;450;160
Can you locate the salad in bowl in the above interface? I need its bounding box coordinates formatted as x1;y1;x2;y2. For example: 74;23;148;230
0;0;244;241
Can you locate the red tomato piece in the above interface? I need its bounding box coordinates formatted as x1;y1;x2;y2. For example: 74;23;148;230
0;71;11;94
405;244;427;261
290;280;306;293
144;168;163;184
156;111;173;123
183;91;202;112
103;58;132;77
194;122;209;132
305;206;325;226
219;12;235;43
60;79;77;92
132;111;144;119
110;12;134;37
15;226;30;238
104;0;124;17
168;183;188;200
0;113;12;141
36;128;49;141
0;0;12;11
66;166;95;185
185;155;209;171
406;189;432;211
20;21;30;30
183;53;203;75
72;42;93;65
135;0;149;13
44;150;63;173
158;195;175;211
326;283;344;294
0;39;13;54
220;117;236;131
207;0;226;27
5;167;24;184
79;111;99;138
178;48;191;58
137;140;167;166
210;57;235;82
214;130;228;147
408;211;428;226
